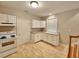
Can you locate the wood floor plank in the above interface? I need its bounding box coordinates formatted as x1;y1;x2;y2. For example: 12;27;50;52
7;42;68;58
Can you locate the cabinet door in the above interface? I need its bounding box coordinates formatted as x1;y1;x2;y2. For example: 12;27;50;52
40;21;46;28
0;14;7;23
53;36;59;46
34;33;41;42
8;15;16;24
48;35;59;46
46;34;51;42
32;19;38;28
42;33;47;41
36;20;40;28
32;19;36;28
32;19;41;28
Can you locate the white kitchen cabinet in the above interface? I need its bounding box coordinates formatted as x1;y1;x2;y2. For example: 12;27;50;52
32;20;36;28
37;20;41;28
8;15;16;24
32;33;44;42
32;19;40;28
34;33;41;42
47;34;59;46
40;21;46;28
0;13;16;26
41;33;59;46
32;19;46;28
32;33;41;42
0;13;7;23
32;32;59;46
41;33;47;41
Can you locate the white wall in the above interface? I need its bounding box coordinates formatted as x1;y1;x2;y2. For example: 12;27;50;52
0;6;40;46
1;6;79;45
56;8;79;44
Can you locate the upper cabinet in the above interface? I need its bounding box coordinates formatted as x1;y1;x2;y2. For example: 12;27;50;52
32;19;40;28
32;19;46;28
0;13;16;26
0;14;7;23
40;21;46;28
7;15;16;24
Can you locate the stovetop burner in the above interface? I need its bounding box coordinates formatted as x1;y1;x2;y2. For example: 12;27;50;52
0;32;16;40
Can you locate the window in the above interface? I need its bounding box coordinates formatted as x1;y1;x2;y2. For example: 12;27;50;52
46;15;58;34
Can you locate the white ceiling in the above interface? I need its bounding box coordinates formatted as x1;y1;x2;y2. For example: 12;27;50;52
0;1;79;17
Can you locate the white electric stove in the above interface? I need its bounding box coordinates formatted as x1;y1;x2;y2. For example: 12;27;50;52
0;32;17;57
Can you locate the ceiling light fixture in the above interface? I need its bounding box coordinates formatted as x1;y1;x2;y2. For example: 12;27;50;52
30;1;39;8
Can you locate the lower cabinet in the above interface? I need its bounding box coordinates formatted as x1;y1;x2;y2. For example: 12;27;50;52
41;33;48;41
47;34;59;46
31;33;42;42
34;33;41;42
41;33;59;46
32;32;59;46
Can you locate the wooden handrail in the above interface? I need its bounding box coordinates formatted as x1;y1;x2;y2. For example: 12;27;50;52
67;35;79;58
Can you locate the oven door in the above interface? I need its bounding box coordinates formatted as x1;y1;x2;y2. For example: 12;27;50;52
0;38;16;53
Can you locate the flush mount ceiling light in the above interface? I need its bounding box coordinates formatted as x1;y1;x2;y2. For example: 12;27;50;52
30;1;39;8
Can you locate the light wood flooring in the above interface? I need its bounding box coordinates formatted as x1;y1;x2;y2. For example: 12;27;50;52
7;41;68;58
